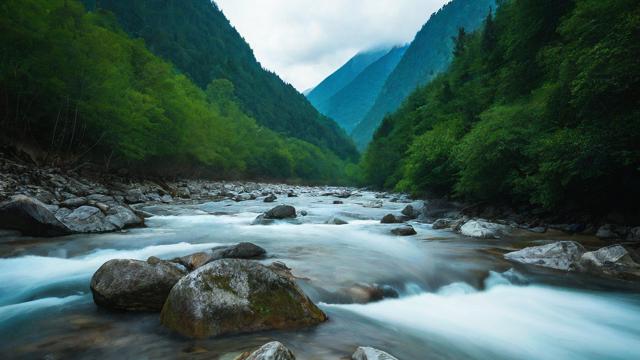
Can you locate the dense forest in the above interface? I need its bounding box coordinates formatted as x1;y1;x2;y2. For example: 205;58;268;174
363;0;640;213
352;0;496;149
0;0;356;182
81;0;357;161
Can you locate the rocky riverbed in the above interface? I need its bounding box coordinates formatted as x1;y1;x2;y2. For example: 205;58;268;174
1;155;640;359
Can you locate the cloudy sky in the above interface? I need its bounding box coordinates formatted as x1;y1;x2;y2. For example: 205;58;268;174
215;0;449;92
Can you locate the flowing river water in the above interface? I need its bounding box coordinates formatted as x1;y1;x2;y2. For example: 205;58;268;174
1;190;639;359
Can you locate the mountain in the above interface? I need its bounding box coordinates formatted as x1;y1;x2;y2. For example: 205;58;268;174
0;0;354;182
320;45;408;133
83;0;357;160
307;48;390;115
362;0;640;213
352;0;496;149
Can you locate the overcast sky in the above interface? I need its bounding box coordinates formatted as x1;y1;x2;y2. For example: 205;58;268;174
215;0;449;92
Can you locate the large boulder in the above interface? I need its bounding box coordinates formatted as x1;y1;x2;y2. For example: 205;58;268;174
174;242;267;271
265;205;297;219
460;220;510;239
352;347;398;360
579;245;640;277
0;195;71;236
504;241;585;271
61;205;117;233
160;259;327;338
236;341;296;360
90;257;187;312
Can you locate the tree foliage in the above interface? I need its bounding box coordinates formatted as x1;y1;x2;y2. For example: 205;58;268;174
362;0;640;213
0;0;352;183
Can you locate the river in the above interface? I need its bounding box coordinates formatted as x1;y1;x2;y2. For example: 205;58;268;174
1;189;639;359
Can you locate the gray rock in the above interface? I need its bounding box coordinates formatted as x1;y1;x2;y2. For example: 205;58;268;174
265;205;296;219
61;206;117;233
87;194;115;204
160;259;327;338
264;194;277;203
325;216;348;225
61;197;87;208
174;242;267;271
629;227;640;241
0;195;71;236
238;341;295;360
363;200;383;208
391;225;417;236
432;219;453;230
105;205;143;229
161;194;173;203
579;245;640;277
380;214;404;224
504;241;585;271
401;201;426;219
460;220;510;239
235;193;253;202
90;257;187;311
125;189;146;204
251;214;274;225
352;346;398;360
596;224;629;239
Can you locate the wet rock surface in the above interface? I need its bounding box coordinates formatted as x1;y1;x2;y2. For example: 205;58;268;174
90;258;187;312
352;346;399;360
160;259;327;338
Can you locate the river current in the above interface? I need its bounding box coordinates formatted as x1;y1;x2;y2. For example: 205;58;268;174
1;190;639;359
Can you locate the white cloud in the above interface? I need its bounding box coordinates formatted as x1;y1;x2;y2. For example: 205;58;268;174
215;0;449;91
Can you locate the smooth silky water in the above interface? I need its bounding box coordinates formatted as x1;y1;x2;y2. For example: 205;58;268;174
1;192;639;359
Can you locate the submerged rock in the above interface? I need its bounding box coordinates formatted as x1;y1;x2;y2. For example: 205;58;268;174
90;258;187;311
390;225;417;236
460;220;510;239
264;194;277;203
160;259;326;338
0;195;71;236
342;284;399;304
325;216;348;225
352;346;398;360
504;241;585;271
175;242;267;271
236;341;296;360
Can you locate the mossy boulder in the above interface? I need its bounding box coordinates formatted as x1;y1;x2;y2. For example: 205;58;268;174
90;257;187;311
160;259;327;338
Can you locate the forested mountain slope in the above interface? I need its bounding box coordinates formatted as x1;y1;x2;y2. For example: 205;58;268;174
321;46;408;133
82;0;358;160
307;48;390;116
363;0;640;214
0;0;355;182
352;0;496;149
